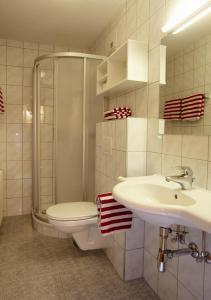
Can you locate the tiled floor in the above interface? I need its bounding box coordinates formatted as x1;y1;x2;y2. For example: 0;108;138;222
0;215;159;300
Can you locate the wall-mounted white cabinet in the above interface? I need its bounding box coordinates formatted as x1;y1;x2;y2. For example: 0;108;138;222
96;40;148;96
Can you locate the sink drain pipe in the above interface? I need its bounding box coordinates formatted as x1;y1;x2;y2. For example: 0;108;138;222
157;227;211;272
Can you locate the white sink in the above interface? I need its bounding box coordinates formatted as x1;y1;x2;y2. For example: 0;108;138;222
112;175;211;233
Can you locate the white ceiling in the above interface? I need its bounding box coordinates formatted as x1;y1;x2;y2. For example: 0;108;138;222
0;0;124;49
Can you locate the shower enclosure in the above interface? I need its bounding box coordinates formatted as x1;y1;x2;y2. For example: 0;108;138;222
33;52;104;221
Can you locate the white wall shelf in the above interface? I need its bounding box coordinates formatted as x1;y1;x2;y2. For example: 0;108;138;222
96;40;148;97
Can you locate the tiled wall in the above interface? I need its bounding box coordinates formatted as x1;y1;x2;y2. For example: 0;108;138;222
146;132;211;300
96;118;147;280
91;0;211;299
160;31;211;135
0;38;86;216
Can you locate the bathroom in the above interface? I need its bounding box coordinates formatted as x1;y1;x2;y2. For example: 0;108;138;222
1;0;211;299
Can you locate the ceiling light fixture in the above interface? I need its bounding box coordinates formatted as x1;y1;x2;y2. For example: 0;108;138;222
162;0;211;34
172;4;211;34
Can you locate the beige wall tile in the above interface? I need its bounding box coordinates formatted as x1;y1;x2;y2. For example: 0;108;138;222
177;283;197;300
178;255;204;300
7;179;22;198
182;135;208;160
125;248;144;280
158;270;177;300
7;47;23;67
162;134;182;156
125;217;145;250
7;161;22;179
7;66;23;85
7;85;22;104
23;48;38;67
0;46;6;65
182;157;208;188
144;250;158;293
126;151;146;176
0;65;6;84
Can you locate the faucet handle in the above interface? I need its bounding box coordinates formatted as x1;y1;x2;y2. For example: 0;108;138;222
177;166;193;176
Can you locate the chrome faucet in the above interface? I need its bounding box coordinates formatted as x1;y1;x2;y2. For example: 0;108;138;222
165;166;194;190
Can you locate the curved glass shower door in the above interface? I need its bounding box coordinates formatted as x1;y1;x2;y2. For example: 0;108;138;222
33;54;103;220
55;58;84;204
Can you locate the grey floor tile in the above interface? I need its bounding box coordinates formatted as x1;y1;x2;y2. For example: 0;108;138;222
0;215;159;300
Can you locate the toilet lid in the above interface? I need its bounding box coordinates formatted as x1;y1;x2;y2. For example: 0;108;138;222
46;202;97;221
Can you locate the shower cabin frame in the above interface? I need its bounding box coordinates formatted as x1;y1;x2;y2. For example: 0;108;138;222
32;52;105;221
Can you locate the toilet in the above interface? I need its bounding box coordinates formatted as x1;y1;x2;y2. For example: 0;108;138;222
46;202;112;250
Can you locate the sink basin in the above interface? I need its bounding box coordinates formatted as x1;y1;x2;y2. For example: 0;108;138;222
112;175;211;233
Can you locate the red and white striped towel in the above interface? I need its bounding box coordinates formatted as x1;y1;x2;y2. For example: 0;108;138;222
96;192;133;236
163;99;181;120
181;94;205;121
104;107;132;121
0;88;5;113
104;107;131;115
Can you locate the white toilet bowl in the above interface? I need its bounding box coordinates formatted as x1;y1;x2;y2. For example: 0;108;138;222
46;202;112;250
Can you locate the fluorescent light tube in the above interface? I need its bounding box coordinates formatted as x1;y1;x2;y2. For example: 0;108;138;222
162;0;210;33
173;5;211;34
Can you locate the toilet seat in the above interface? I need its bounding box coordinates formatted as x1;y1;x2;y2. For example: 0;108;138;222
46;201;97;221
46;201;112;250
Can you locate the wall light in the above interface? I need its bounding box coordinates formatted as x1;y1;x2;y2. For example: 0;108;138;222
173;4;211;34
162;0;211;34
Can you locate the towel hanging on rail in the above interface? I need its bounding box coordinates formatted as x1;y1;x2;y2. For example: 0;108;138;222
96;192;133;236
163;98;181;120
104;107;132;121
0;88;4;113
181;93;205;121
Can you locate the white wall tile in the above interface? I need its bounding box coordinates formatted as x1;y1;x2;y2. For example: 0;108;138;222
105;241;125;279
204;261;211;300
7;179;22;198
7;104;22;123
163;134;182;156
161;154;181;176
158;270;177;300
182;135;208;160
144;222;159;258
23;49;38;67
125;248;144;280
178;255;204;300
178;283;197;300
24;41;38;50
135;86;148;118
23;67;32;86
23;178;32;197
144;250;158;293
7;197;22;216
127;118;147;151
7;143;22;160
147;152;162;175
7;66;23;85
23;161;32;179
7;161;22;179
147;118;163;153
0;65;6;84
7;124;22;142
137;0;149;27
7;40;23;48
115;119;127;150
125;217;145;250
7;85;22;104
7;47;23;67
182;157;208;188
0;46;6;65
126;151;146;176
